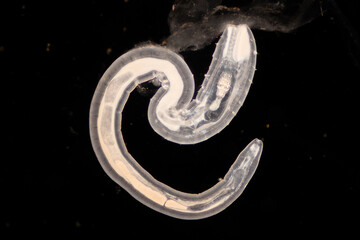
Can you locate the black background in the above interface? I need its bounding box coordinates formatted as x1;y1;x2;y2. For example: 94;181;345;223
1;0;359;236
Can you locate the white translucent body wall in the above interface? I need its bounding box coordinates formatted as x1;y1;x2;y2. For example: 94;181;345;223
89;25;263;219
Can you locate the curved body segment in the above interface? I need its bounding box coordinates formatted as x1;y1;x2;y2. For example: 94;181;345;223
89;25;263;219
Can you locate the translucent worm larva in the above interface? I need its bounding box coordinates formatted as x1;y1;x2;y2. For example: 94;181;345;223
89;24;263;219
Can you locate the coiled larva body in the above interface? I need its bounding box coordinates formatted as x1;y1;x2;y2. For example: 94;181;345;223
89;24;263;219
